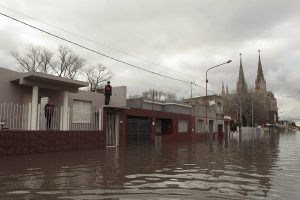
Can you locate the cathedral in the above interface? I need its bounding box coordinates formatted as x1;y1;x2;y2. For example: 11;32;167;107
222;51;278;126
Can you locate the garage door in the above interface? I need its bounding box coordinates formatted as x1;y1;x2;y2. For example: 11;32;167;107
126;116;151;145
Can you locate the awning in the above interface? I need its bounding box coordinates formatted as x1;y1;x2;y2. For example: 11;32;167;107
10;71;88;93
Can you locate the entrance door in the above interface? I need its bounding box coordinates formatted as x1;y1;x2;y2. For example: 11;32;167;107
106;112;119;147
209;120;214;134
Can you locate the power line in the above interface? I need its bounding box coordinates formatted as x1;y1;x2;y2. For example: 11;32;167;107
0;5;200;81
0;12;200;86
0;11;222;95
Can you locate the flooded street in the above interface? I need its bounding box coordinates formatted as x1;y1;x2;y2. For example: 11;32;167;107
0;131;300;200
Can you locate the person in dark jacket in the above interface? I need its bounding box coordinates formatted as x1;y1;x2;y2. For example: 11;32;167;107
104;81;112;105
45;101;54;129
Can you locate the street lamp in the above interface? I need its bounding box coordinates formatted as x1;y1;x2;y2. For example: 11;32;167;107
205;60;232;134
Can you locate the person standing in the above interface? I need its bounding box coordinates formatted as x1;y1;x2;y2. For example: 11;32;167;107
104;81;112;105
45;101;54;130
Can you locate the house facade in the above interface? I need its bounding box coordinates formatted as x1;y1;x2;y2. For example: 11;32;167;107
0;67;127;132
185;95;226;135
124;98;196;145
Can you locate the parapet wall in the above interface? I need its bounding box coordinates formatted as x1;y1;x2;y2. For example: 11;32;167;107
0;131;105;156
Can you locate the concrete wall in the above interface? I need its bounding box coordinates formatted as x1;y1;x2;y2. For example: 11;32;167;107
68;86;127;110
163;104;192;115
127;98;143;108
0;130;105;156
127;98;192;115
143;101;163;111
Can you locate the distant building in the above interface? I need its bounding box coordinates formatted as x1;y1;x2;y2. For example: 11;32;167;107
184;95;227;134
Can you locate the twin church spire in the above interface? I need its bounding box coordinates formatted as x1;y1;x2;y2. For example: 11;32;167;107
235;50;266;94
221;50;267;96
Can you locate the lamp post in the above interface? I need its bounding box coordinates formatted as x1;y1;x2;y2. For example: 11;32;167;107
205;60;232;134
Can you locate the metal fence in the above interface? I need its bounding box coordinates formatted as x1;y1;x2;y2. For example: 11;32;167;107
38;105;62;130
0;103;30;130
0;102;102;131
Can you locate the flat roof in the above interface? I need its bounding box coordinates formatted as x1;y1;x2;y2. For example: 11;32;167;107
10;71;88;92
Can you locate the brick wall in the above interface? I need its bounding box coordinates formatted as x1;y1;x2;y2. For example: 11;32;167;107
0;130;105;156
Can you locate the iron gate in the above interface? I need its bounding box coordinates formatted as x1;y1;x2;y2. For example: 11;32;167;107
126;116;151;145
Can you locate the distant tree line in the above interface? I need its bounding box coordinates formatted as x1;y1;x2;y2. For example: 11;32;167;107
129;89;178;102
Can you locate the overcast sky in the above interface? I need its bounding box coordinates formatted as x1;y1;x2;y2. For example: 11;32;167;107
0;0;300;123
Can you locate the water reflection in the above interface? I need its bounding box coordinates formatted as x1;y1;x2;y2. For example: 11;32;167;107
1;131;299;199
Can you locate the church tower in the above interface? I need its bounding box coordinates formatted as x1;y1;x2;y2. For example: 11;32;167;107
226;84;229;95
221;81;226;97
255;50;267;92
237;53;248;94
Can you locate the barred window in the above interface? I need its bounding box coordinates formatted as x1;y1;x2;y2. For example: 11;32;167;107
72;100;92;123
196;119;204;133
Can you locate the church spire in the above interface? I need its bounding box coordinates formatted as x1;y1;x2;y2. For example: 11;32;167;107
237;53;248;94
255;50;266;92
221;81;225;97
226;84;229;95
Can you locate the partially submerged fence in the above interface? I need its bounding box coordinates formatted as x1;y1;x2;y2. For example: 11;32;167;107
0;102;102;131
0;103;30;130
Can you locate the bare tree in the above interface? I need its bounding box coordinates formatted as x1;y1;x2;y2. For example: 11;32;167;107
11;45;53;73
85;63;112;91
11;45;86;79
51;46;86;79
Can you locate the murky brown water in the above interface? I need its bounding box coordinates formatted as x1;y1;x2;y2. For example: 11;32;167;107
0;131;299;200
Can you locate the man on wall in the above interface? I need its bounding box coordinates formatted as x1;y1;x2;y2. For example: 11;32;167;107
104;81;112;105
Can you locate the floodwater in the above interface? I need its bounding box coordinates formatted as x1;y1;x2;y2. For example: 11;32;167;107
0;131;300;200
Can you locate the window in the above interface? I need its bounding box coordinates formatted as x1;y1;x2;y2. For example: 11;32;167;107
196;119;204;133
178;120;188;133
72;100;92;123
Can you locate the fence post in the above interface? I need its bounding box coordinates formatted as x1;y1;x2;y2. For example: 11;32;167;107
27;102;32;130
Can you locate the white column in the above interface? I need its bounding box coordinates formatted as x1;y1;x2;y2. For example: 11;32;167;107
62;91;69;130
99;108;103;131
30;86;39;130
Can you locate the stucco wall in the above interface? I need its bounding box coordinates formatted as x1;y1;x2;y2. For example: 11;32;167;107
127;98;192;115
68;86;127;110
163;104;192;115
0;68;32;104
